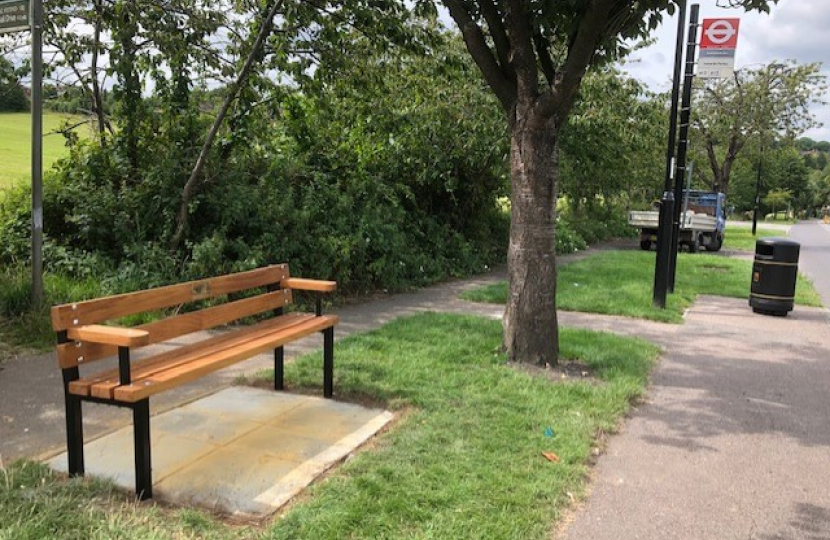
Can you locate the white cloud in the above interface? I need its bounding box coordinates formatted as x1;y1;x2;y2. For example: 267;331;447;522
743;0;830;65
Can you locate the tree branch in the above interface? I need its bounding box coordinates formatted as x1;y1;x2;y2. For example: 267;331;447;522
443;0;516;112
533;32;556;87
479;0;514;82
169;0;286;252
534;0;617;122
90;0;108;139
504;0;537;99
697;119;724;189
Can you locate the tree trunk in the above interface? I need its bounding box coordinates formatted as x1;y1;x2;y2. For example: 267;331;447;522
114;5;141;177
503;112;559;366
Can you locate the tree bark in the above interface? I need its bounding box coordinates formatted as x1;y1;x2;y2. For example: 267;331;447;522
503;110;559;366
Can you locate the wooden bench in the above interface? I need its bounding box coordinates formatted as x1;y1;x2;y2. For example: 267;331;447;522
51;264;338;500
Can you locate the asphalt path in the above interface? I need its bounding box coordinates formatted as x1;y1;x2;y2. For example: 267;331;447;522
558;222;830;540
788;220;830;307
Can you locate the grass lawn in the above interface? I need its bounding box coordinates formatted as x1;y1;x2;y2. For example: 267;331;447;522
1;313;660;540
460;250;822;323
0;112;90;189
723;225;784;251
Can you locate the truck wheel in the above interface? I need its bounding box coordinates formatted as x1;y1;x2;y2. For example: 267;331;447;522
688;236;699;253
705;234;723;252
640;240;652;251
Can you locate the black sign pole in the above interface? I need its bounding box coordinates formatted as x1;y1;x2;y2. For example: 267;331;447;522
653;0;686;308
31;0;43;307
668;3;700;293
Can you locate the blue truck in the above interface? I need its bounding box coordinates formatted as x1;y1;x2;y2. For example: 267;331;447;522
628;190;727;252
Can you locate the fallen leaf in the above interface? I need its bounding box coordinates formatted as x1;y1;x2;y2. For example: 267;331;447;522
541;451;560;463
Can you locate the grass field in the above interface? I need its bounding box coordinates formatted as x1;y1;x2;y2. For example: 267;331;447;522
723;225;783;251
1;313;659;540
460;250;822;323
0;112;90;189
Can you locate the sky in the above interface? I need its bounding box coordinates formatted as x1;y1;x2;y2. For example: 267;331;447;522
620;0;830;141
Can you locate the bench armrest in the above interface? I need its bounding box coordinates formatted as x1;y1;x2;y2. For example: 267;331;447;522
282;278;337;293
67;325;150;347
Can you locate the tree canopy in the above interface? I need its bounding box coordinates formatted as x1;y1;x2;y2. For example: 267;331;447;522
691;60;826;194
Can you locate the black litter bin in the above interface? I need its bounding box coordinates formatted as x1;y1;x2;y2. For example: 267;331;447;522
749;237;800;316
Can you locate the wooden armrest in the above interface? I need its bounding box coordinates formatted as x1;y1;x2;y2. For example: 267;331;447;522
282;278;337;293
67;325;150;347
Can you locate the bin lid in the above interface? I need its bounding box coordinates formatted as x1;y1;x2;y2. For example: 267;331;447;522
755;237;800;247
755;237;800;260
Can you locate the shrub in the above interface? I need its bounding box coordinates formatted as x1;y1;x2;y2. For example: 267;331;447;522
555;219;588;255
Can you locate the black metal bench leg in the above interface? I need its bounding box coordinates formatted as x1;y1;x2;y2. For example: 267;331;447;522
274;346;284;391
62;367;85;477
323;327;334;398
65;393;85;477
133;399;152;500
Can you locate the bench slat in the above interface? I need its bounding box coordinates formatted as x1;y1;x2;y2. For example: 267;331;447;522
58;289;292;369
69;312;311;398
87;314;314;399
111;315;339;402
52;265;289;331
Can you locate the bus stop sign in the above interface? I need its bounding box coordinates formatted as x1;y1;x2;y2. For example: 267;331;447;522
698;18;740;79
0;0;29;34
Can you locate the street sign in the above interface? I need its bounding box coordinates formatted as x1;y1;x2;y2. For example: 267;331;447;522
0;0;29;34
700;18;740;49
698;18;740;80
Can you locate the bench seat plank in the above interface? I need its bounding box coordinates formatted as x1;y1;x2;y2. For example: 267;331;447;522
69;313;338;403
113;314;338;403
68;312;311;398
69;313;310;399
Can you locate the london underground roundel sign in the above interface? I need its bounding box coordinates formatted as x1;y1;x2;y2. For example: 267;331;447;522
700;18;740;50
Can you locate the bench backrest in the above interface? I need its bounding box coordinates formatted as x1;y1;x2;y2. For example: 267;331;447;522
52;264;293;369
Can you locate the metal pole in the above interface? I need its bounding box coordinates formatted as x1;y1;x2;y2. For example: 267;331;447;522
653;191;675;308
31;0;44;307
669;3;700;292
653;0;686;308
663;0;686;193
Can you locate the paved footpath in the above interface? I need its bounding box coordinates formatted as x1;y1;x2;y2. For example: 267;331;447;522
558;298;830;540
2;229;830;539
0;241;617;462
558;220;830;540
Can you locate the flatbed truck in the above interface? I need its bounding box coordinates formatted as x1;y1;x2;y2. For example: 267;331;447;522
628;191;726;252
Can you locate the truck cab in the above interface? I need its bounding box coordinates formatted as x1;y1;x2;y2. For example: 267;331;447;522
683;190;726;251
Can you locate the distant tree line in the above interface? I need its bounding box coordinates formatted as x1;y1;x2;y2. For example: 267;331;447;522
797;137;830;171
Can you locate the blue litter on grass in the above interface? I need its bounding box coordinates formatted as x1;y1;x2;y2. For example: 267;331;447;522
544;426;555;438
